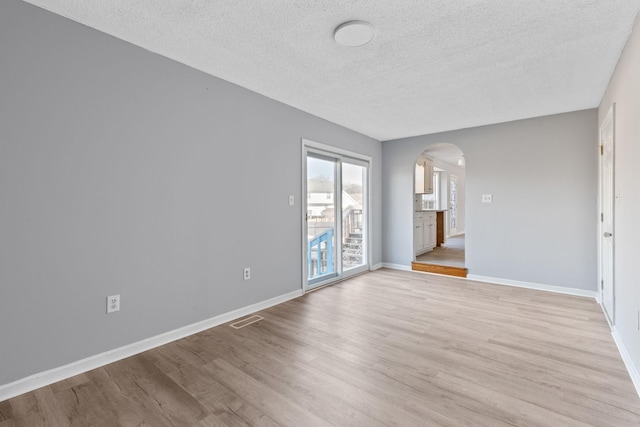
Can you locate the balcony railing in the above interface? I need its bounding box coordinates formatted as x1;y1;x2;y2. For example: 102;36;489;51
307;208;363;279
308;228;333;279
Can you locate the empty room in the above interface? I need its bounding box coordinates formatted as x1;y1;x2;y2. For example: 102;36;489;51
1;1;639;426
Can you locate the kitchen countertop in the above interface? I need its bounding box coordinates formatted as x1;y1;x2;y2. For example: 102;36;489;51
416;209;448;212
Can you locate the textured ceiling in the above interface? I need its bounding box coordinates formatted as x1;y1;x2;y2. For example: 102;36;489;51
22;0;640;141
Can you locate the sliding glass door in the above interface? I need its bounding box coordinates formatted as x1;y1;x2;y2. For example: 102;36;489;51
304;142;369;290
341;160;367;272
306;154;338;284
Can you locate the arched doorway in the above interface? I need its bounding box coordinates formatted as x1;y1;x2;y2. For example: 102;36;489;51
411;143;467;277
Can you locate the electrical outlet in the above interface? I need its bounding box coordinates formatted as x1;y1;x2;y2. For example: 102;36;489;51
243;267;251;281
107;295;120;314
482;194;493;203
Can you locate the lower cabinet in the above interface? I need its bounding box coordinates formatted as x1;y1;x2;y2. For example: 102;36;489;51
415;212;436;256
424;212;438;250
414;221;423;254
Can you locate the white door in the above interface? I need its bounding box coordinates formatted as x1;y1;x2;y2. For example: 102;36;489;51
449;175;459;236
599;105;615;324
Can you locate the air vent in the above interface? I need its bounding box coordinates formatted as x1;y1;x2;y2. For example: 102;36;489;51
229;315;264;329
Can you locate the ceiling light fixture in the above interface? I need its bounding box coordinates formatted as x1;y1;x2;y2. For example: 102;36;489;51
334;21;374;47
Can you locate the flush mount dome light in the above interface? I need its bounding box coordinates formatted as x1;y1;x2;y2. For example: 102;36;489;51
334;21;374;47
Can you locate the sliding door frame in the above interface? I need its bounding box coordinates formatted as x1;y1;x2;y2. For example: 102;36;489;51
301;138;372;292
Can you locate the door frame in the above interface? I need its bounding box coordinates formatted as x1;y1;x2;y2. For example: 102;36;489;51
598;104;615;325
301;138;372;293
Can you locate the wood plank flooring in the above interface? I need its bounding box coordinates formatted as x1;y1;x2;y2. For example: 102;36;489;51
2;269;639;426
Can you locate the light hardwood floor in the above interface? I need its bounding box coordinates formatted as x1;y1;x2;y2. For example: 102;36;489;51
2;269;639;426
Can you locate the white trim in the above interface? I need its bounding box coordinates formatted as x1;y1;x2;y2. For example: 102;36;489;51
381;262;412;271
302;139;373;163
466;275;597;299
0;289;303;402
598;298;613;329
597;103;616;325
611;327;640;398
301;141;309;291
371;263;383;270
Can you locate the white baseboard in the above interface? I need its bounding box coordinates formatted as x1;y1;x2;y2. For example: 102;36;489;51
371;263;383;271
0;289;303;402
466;275;598;299
381;262;412;271
611;327;640;398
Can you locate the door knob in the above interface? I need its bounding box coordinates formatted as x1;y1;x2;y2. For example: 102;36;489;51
604;232;613;237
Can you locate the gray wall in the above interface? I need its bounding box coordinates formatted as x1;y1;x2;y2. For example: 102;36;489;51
382;110;598;290
0;0;381;385
599;15;640;380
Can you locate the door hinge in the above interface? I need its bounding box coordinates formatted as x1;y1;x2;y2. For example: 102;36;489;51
600;145;604;155
601;212;604;222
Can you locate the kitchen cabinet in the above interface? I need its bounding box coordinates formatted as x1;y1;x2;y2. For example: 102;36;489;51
415;156;434;194
414;212;436;255
414;222;423;253
425;212;436;249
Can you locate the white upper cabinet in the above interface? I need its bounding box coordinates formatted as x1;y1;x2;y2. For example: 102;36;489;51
415;156;434;194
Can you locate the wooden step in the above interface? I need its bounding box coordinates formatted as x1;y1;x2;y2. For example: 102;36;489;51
411;262;467;278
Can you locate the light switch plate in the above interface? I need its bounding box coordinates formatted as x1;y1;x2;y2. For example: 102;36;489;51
289;195;295;206
482;194;493;203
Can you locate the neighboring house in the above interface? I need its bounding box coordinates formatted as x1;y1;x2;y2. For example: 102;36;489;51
307;179;361;219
